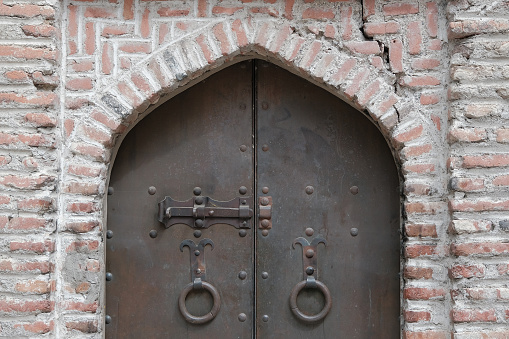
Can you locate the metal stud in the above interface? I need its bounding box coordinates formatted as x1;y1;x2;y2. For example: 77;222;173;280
262;187;269;194
261;272;269;279
305;249;315;258
262;144;269;152
350;228;359;236
195;219;204;227
239;186;247;195
238;271;247;280
106;272;113;281
306;266;315;275
195;197;204;205
350;186;359;195
240;145;247;152
262;315;269;322
261;219;270;228
105;315;112;324
305;186;314;195
262;102;269;110
107;187;114;195
260;197;269;206
305;228;314;237
193;187;202;196
106;230;113;239
239;229;247;237
262;229;269;237
149;230;158;238
238;313;247;322
193;230;202;238
194;250;200;256
148;186;156;195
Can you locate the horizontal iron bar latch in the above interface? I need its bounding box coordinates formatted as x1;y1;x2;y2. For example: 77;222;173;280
158;195;253;229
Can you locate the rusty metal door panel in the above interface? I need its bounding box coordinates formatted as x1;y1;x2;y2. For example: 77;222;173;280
255;61;400;338
106;61;254;338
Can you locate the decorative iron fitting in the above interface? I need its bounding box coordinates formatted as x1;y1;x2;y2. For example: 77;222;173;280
158;195;253;229
258;196;272;229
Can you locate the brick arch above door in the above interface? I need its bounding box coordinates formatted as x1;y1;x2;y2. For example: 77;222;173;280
60;9;450;339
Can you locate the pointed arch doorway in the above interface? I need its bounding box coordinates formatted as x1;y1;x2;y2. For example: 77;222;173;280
105;59;400;338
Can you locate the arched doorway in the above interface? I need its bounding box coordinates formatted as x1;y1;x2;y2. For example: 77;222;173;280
105;60;400;338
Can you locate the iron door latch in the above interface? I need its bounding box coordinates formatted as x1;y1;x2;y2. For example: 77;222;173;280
158;193;253;229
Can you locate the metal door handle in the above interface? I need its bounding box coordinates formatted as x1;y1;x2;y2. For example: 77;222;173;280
179;281;221;324
290;235;332;323
289;277;332;323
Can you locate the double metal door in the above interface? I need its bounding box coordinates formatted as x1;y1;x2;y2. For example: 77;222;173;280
106;60;400;338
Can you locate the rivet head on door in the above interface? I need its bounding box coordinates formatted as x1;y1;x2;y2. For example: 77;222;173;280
262;144;269;152
262;315;269;322
107;187;114;195
305;249;315;258
105;315;112;324
193;230;202;238
195;197;204;205
149;230;158;238
195;219;204;227
262;102;269;110
106;272;113;281
261;230;269;236
239;186;247;195
350;186;359;195
238;271;247;280
262;187;269;194
193;187;202;196
260;197;269;206
148;186;156;195
106;230;113;239
261;220;270;228
261;272;269;279
305;228;314;237
350;228;359;236
305;186;314;195
306;267;315;275
239;230;247;237
239;144;247;152
238;313;247;322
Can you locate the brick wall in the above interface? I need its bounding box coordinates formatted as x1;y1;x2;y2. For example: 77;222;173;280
0;0;507;337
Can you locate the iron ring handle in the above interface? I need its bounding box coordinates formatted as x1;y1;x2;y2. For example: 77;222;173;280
289;280;332;323
178;281;221;324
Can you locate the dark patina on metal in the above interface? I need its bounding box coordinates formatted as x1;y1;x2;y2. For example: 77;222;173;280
158;195;253;229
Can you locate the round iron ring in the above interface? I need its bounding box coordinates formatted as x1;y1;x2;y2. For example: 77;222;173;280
289;280;332;323
178;281;221;324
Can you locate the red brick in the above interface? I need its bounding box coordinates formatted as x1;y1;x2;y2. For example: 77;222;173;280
132;73;158;103
66;78;93;91
404;331;449;339
451;177;485;192
141;8;150;38
301;41;321;69
84;7;117;18
213;22;231;56
91;110;125;133
67;202;97;214
496;128;509;143
255;22;270;47
405;310;431;322
197;0;207;17
331;58;356;84
407;21;422;55
420;94;439;105
284;0;295;19
494;175;509;186
395;125;423;143
0;175;54;190
66;321;98;333
0;299;53;314
269;24;292;53
412;58;440;70
16;321;53;334
66;240;99;253
403;163;435;174
0;46;56;60
7;216;47;231
463;154;509;168
10;240;54;254
357;80;381;106
212;6;243;15
102;25;132;37
18;198;53;212
157;8;190;17
404;287;445;300
232;19;248;48
85;22;95;55
64;182;100;195
406;244;437;258
364;22;400;36
15;280;50;294
72;143;108;162
449;19;509;38
65;221;100;233
0;4;54;19
68;165;102;178
449;265;485;279
302;8;334;20
68;5;78;37
344;69;370;99
363;0;375;19
250;7;279;17
345;41;380;55
287;37;306;61
389;39;403;73
449;219;492;234
22;24;56;37
102;42;113;75
124;0;134;19
405;223;437;237
118;42;151;54
400;75;440;87
383;3;419;16
452;309;496;322
5;70;28;81
64;119;74;138
86;259;100;272
117;81;142;108
324;24;335;39
340;7;353;40
451;199;509;212
404;266;433;280
452;242;509;256
426;2;438;37
196;35;213;64
24;113;56;127
63;301;98;313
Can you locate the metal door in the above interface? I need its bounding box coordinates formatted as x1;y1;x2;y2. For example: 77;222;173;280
106;60;400;338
